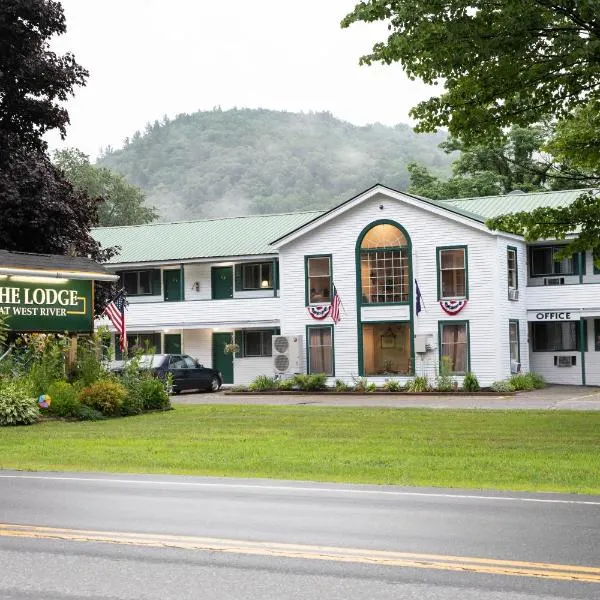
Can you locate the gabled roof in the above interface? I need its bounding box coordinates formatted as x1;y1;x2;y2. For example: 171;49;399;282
441;189;593;220
0;249;116;281
92;211;322;265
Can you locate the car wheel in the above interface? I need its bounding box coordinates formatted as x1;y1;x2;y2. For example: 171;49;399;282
210;376;221;392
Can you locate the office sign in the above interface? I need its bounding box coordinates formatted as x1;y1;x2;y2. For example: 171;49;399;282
527;310;580;322
0;279;93;332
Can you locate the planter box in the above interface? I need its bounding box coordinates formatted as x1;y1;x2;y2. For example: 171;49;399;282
225;390;516;397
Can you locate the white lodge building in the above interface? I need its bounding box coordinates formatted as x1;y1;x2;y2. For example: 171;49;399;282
94;185;600;387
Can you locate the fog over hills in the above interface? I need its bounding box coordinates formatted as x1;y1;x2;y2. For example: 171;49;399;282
98;108;452;221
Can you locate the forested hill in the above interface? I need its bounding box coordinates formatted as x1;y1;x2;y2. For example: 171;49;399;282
98;108;452;221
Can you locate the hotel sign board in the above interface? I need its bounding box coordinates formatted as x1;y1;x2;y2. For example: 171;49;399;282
0;279;93;332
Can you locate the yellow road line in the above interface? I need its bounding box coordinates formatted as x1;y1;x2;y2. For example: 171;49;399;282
0;523;598;584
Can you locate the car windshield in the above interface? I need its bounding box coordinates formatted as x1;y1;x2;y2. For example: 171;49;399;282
134;355;166;369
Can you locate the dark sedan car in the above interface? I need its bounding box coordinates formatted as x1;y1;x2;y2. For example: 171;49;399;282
113;354;222;393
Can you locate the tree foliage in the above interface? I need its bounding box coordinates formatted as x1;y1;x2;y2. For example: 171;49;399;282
407;126;568;200
0;0;88;156
98;108;452;220
0;0;117;315
341;1;600;143
54;149;157;226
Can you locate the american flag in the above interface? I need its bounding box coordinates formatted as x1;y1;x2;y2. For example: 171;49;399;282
103;289;128;351
330;284;342;325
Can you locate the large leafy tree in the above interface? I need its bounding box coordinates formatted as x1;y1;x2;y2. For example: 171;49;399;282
342;1;600;258
54;149;157;226
0;0;117;314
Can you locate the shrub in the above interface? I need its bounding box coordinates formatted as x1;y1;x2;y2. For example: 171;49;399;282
490;379;515;393
0;380;39;426
334;379;351;392
120;387;145;416
26;335;69;396
79;380;127;416
293;373;328;391
138;378;170;411
75;405;106;421
406;376;430;393
462;372;480;392
277;378;295;391
528;372;546;389
73;333;109;386
509;373;535;391
248;375;279;391
352;377;369;392
47;381;82;418
365;382;377;393
436;355;455;392
383;379;403;392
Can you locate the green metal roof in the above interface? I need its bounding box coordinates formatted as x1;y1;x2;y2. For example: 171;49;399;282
440;189;593;220
93;211;322;264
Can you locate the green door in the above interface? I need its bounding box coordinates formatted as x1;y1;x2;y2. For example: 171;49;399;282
164;333;181;354
211;266;233;299
212;332;234;384
163;270;182;302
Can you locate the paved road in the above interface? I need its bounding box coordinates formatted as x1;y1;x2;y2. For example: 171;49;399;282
173;384;600;410
0;471;598;599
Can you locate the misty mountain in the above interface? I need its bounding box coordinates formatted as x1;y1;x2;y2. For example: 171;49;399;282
98;108;452;221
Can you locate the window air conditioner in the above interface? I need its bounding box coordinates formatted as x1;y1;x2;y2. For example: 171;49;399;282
272;335;303;375
508;289;519;301
555;356;575;367
544;277;565;286
510;360;521;374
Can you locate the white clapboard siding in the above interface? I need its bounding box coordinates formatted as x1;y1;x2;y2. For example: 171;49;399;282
234;357;273;385
183;329;213;367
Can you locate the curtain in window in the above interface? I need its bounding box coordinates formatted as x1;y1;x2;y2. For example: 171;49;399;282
308;328;333;375
441;324;468;373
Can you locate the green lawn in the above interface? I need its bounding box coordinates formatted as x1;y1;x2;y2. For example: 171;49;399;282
0;405;598;494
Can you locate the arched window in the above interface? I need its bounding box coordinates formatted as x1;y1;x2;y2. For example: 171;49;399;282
360;223;409;304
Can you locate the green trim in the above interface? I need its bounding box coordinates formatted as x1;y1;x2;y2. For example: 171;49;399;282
580;318;586;385
507;246;518;296
578;252;584;284
273;259;278;297
436;245;469;301
304;254;333;307
509;319;520;365
305;324;335;376
117;269;160;297
180;264;185;301
438;320;471;375
241;261;275;291
357;320;412;377
355;219;414;377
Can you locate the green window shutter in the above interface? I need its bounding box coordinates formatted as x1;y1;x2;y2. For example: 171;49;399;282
580;252;587;275
151;270;162;295
582;321;588;352
115;335;123;360
234;330;244;357
154;333;162;353
274;260;280;290
273;327;280;336
234;264;243;291
116;271;124;288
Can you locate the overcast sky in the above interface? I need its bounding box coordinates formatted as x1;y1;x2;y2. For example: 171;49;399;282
48;0;435;158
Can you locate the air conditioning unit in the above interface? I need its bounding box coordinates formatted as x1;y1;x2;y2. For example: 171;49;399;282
544;277;565;286
555;356;575;367
508;288;519;301
510;360;521;374
272;335;303;375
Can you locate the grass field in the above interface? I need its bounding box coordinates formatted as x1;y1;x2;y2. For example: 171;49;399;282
0;405;598;494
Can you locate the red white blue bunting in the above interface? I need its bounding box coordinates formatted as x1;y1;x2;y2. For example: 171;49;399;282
440;299;468;315
307;305;331;320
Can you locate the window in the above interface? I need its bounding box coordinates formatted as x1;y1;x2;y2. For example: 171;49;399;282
507;247;518;290
307;326;334;375
532;322;579;351
509;320;520;364
244;330;273;357
439;322;469;374
529;246;578;277
115;332;161;359
120;270;153;296
243;262;273;290
362;323;411;376
438;247;467;299
306;256;332;304
360;223;409;304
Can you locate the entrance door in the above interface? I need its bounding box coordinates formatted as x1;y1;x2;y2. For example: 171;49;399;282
211;267;233;299
212;332;234;384
164;333;181;354
163;270;182;302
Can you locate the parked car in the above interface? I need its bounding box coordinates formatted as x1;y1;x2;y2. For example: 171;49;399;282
111;354;222;393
